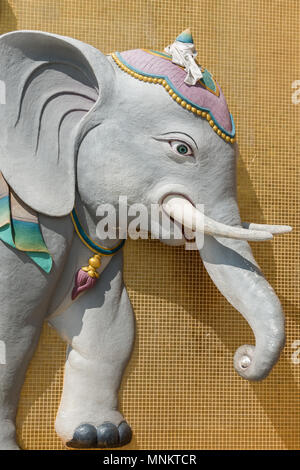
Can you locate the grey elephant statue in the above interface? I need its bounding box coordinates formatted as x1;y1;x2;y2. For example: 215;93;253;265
0;28;292;450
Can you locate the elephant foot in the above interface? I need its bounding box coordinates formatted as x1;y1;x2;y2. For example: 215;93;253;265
0;440;20;450
66;421;132;449
0;420;20;449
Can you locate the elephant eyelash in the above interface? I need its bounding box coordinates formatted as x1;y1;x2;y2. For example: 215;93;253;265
152;135;196;160
168;140;194;157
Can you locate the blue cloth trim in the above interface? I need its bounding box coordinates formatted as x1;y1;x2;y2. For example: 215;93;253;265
27;251;52;273
115;52;235;138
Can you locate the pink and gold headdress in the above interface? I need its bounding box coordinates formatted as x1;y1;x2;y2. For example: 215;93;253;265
111;29;236;144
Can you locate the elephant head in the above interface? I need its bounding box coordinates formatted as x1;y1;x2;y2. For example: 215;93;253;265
0;29;291;383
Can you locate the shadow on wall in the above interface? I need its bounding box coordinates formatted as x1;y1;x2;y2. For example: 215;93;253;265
123;157;298;449
0;1;17;35
122;157;280;371
237;154;300;449
236;154;276;283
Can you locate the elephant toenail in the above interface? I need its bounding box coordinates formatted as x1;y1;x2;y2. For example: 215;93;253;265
118;421;132;446
66;423;97;448
97;422;120;448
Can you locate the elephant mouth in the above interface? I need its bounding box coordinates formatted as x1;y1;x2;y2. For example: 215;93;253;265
161;193;292;242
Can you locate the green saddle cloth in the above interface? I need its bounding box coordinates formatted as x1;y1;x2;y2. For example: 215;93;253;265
0;172;52;273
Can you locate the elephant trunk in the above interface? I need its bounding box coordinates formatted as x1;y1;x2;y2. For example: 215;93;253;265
161;194;288;380
199;235;285;381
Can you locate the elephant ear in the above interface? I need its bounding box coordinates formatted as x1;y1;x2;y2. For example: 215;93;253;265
0;30;113;216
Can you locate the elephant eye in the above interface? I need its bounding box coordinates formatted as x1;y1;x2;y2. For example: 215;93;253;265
169;140;193;157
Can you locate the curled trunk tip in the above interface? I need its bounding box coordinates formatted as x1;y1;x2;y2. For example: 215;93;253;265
233;333;285;381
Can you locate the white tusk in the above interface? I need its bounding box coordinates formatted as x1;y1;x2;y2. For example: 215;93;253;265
242;222;292;235
162;195;273;241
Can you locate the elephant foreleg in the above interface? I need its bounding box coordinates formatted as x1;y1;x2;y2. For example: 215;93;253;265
0;318;45;450
50;251;135;448
0;257;57;449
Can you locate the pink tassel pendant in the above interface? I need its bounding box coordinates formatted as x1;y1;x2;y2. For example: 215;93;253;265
71;254;101;300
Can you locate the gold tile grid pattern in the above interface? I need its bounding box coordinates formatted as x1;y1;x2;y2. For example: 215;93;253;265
0;0;299;450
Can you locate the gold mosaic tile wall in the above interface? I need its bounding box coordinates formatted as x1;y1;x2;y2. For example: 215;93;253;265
0;0;299;450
